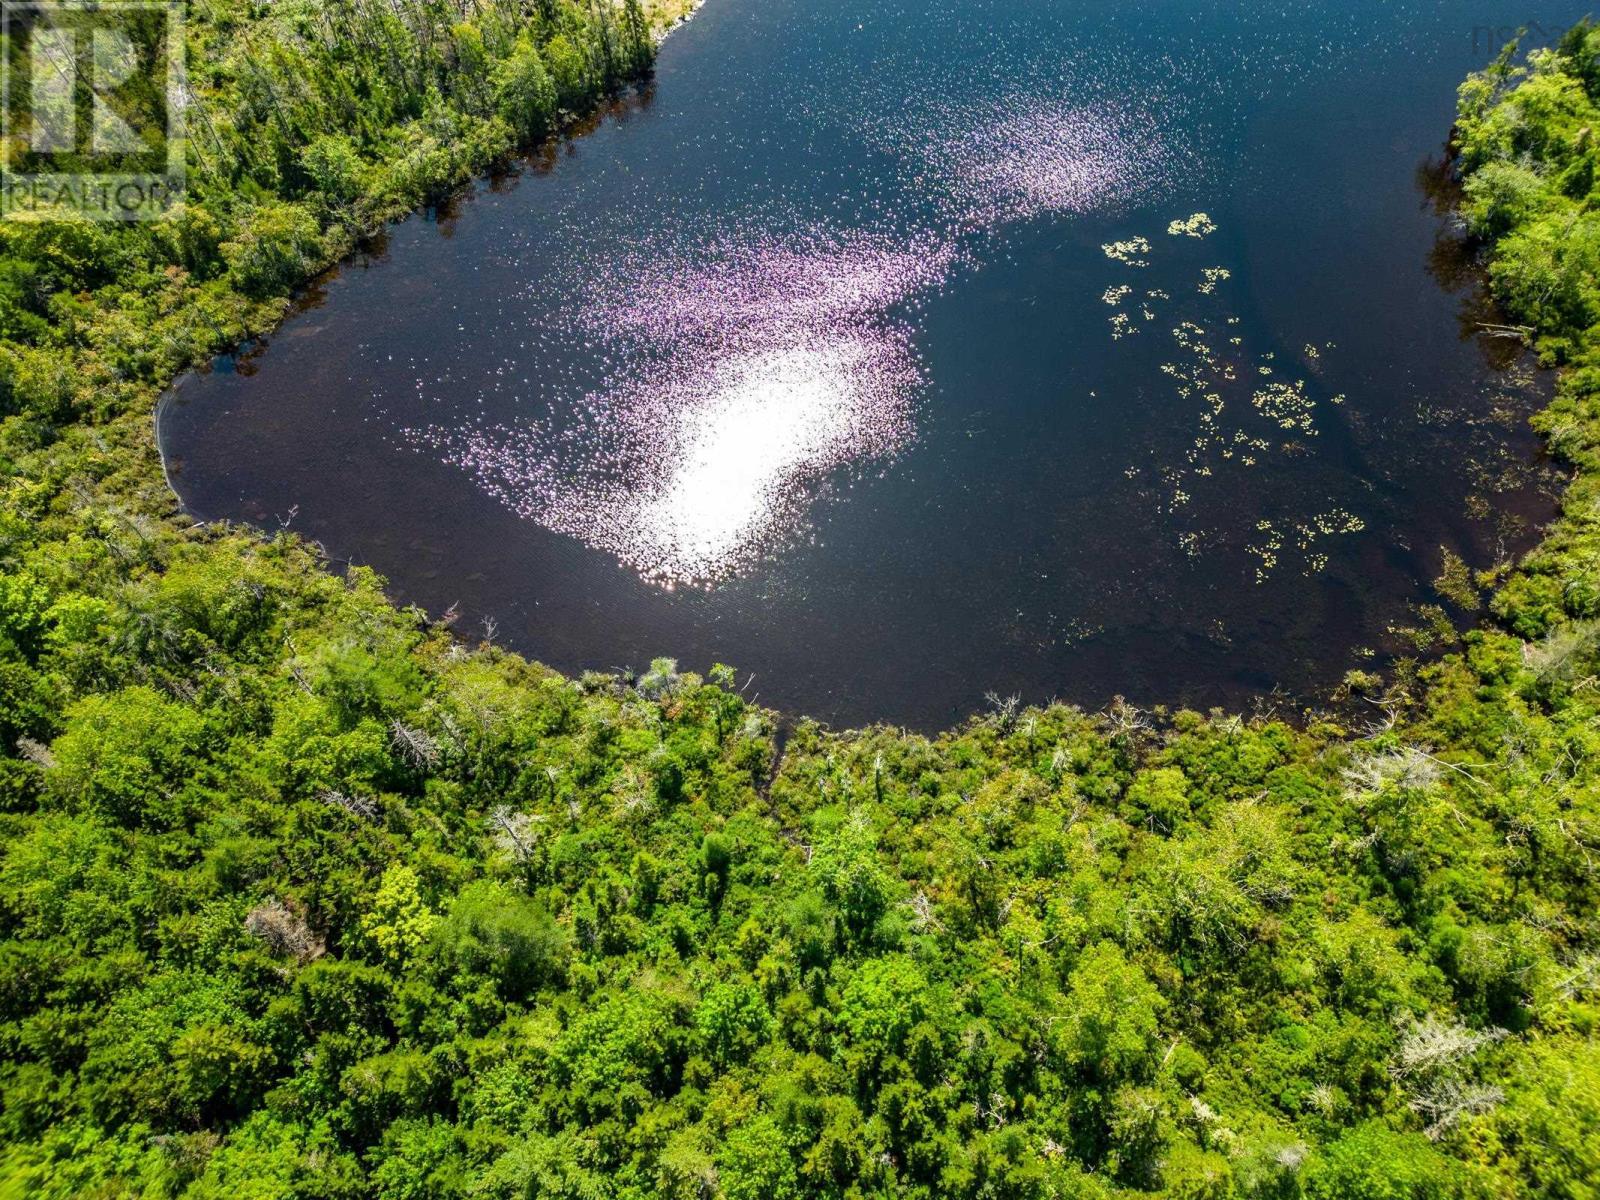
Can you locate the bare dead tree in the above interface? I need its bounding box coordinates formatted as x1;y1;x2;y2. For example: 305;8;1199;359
1343;746;1443;800
487;805;542;863
15;736;55;768
984;691;1022;733
1391;1016;1508;1138
390;720;441;770
244;899;325;963
320;789;379;822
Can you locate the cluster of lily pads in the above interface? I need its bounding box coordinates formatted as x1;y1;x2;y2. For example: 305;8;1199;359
1099;215;1362;582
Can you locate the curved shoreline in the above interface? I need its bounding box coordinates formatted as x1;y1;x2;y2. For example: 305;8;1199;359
150;35;1561;729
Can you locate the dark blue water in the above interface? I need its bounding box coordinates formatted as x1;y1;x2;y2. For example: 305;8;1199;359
158;0;1577;728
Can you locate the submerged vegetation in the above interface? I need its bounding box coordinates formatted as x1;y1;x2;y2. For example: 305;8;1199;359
1;10;1600;1200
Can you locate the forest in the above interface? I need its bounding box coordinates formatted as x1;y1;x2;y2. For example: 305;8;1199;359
1;6;1599;1199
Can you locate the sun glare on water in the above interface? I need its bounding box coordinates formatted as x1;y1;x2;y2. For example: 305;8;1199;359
406;88;1188;588
619;339;911;583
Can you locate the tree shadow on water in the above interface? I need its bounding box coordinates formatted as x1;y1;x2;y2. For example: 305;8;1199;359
1416;150;1531;373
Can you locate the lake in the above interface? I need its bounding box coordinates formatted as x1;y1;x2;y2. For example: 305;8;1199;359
158;0;1580;729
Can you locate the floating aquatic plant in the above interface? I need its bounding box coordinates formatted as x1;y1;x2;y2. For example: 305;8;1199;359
1102;236;1152;265
1253;379;1318;435
1167;211;1218;237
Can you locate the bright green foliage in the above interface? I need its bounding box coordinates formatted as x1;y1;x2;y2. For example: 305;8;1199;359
429;880;568;1000
719;1114;801;1200
1059;942;1163;1083
496;37;561;141
695;979;773;1067
0;562;1596;1200
48;687;208;827
1304;1122;1466;1200
809;808;894;946
362;865;437;967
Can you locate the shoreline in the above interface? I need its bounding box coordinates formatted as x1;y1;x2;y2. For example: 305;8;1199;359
652;0;709;43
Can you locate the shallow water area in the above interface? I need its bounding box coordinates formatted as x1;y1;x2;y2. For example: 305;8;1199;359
159;0;1582;728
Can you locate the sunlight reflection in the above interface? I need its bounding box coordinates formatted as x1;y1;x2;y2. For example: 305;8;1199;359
408;91;1188;589
409;326;918;587
619;338;912;583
